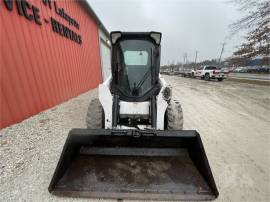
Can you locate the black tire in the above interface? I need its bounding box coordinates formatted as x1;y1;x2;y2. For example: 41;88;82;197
166;99;183;130
191;72;194;78
204;73;210;81
86;98;104;129
218;78;223;81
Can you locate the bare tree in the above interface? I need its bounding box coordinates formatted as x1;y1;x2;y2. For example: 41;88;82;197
230;0;270;65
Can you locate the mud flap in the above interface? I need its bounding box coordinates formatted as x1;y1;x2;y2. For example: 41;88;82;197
48;129;219;200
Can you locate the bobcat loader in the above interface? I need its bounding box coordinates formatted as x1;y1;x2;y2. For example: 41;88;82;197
48;32;219;200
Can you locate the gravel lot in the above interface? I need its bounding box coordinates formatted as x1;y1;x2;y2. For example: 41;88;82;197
1;76;269;202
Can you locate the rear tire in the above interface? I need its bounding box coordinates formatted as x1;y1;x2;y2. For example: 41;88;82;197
86;98;104;129
204;73;210;81
218;78;223;81
166;99;183;130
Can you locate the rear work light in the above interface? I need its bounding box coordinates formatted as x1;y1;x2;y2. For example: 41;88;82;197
110;32;122;44
150;32;162;45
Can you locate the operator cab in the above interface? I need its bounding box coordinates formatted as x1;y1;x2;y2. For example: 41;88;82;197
110;32;162;102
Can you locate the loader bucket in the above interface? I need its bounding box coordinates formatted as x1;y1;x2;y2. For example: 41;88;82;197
48;129;218;200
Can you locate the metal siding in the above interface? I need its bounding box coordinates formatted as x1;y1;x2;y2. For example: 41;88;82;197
0;0;102;128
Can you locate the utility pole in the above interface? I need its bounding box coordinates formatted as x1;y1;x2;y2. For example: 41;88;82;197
184;53;188;64
183;53;187;66
218;43;226;63
194;51;199;63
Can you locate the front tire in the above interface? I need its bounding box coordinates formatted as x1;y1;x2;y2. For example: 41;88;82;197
166;99;183;130
86;98;104;129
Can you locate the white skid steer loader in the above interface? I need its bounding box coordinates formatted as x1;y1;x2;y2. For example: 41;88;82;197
87;32;182;131
48;32;219;201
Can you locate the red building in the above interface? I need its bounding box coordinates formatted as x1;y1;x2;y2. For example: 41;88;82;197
0;0;110;128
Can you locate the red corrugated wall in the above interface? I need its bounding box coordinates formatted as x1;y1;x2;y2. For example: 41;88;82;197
0;0;102;128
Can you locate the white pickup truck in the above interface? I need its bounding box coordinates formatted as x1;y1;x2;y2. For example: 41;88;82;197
194;66;227;81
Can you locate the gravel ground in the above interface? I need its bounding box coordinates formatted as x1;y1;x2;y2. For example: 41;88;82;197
1;76;270;202
0;89;98;202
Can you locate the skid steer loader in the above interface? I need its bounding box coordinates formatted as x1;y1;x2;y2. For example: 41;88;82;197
48;32;219;200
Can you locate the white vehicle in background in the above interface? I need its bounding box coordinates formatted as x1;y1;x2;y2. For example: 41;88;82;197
194;66;227;81
181;68;195;78
233;66;248;73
